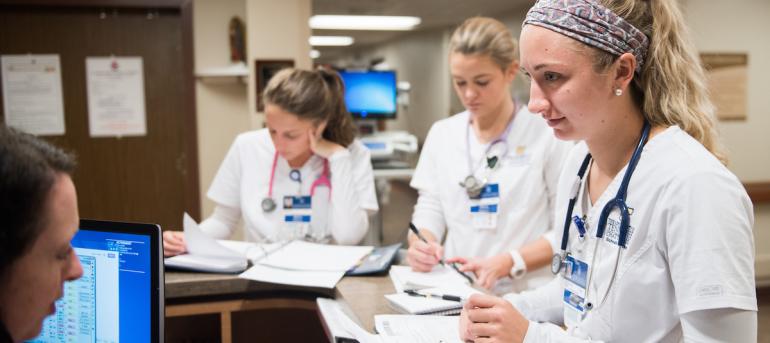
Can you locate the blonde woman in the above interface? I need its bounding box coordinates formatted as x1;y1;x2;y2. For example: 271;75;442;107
406;17;573;293
460;0;757;341
163;68;378;255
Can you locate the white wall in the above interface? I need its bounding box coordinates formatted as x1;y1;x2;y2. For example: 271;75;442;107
683;0;770;281
194;0;251;228
193;0;311;239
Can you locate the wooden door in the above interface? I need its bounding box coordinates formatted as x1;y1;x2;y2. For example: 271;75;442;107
0;1;199;230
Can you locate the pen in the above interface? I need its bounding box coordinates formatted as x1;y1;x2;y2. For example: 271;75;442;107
408;222;475;284
404;289;463;302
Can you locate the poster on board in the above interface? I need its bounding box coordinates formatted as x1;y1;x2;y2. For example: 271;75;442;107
86;57;147;137
1;54;66;135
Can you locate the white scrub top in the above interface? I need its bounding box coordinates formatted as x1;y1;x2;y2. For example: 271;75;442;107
207;129;379;245
507;126;757;342
410;107;573;292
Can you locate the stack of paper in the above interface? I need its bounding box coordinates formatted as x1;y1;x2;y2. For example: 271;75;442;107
375;314;463;342
239;240;373;289
317;299;462;343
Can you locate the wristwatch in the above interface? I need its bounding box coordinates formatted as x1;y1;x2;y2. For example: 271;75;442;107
509;250;527;279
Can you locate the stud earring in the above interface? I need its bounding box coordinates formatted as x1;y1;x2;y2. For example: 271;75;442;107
615;88;623;96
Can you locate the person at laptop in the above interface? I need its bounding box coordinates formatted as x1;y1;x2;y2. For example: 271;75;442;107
0;127;83;343
163;68;378;256
406;17;572;293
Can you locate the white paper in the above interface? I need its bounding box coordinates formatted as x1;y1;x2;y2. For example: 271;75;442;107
316;298;402;343
163;213;247;273
389;265;470;293
239;264;345;289
86;57;146;137
183;213;243;259
259;240;373;272
375;315;462;343
1;54;65;135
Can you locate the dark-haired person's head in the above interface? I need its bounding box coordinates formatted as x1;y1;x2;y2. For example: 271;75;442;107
0;127;83;342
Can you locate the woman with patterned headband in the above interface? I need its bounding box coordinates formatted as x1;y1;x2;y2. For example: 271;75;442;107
459;0;757;342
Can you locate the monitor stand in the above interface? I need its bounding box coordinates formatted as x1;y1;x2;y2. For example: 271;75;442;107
356;119;379;135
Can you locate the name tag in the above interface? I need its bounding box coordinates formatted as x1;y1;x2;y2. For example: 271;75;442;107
283;195;311;209
470;183;499;230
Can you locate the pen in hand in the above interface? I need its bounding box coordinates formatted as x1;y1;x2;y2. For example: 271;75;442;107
408;222;474;284
405;289;463;302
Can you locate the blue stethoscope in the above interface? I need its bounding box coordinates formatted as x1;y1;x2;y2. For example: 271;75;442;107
551;121;650;310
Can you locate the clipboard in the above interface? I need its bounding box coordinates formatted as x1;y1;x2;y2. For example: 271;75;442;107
345;243;402;276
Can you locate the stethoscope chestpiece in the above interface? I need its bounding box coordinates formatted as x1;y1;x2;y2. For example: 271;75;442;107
460;175;485;198
261;197;276;213
551;253;564;275
289;169;301;182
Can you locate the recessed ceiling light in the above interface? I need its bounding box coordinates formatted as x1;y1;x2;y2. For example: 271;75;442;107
310;49;321;59
309;15;421;31
309;36;354;46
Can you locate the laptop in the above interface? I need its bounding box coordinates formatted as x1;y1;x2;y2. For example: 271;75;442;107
28;220;164;343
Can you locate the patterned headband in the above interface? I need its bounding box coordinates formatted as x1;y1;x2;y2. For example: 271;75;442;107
524;0;649;73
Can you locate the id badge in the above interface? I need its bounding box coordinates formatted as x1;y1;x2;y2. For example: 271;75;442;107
562;255;589;327
282;195;312;240
469;183;499;230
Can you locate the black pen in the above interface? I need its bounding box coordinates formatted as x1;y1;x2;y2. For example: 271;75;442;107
408;222;475;284
404;289;463;302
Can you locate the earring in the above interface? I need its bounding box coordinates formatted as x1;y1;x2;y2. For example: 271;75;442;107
615;88;623;96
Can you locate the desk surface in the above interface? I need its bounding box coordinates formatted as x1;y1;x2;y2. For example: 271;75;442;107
165;270;397;333
335;274;399;333
165;270;335;302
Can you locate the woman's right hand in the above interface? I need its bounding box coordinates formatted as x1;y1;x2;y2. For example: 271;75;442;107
162;231;187;257
406;239;444;272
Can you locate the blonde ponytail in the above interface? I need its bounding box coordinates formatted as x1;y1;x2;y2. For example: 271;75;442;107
593;0;727;164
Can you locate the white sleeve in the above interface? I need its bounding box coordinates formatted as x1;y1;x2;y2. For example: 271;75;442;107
507;277;605;343
681;308;757;342
504;275;564;324
207;137;243;209
409;125;447;240
662;171;757;314
198;204;242;239
326;145;378;245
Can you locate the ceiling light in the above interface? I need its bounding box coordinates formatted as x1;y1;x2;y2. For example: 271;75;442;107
309;15;421;31
309;36;354;46
310;49;321;59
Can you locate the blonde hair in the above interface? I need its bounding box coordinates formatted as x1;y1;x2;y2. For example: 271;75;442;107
449;17;518;70
263;68;356;147
588;0;726;164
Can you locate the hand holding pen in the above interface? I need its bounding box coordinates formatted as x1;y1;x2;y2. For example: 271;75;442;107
406;223;474;284
405;223;445;272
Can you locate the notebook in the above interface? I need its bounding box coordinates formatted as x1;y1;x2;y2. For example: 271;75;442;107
384;284;480;316
389;265;471;293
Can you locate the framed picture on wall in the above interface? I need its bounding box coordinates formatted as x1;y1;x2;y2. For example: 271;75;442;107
255;59;294;112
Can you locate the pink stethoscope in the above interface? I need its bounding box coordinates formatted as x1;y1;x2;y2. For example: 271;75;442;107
260;151;331;213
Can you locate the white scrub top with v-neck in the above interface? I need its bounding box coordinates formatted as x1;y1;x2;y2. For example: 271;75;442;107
506;126;757;342
207;129;378;245
410;107;573;292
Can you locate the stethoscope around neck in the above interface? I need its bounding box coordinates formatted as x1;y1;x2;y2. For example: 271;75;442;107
551;121;651;311
260;151;331;213
459;110;517;198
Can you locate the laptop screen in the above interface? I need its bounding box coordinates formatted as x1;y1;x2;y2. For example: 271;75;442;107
28;220;163;343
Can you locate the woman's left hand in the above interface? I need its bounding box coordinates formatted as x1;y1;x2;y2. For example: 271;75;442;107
308;121;344;158
448;252;513;290
461;294;529;343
